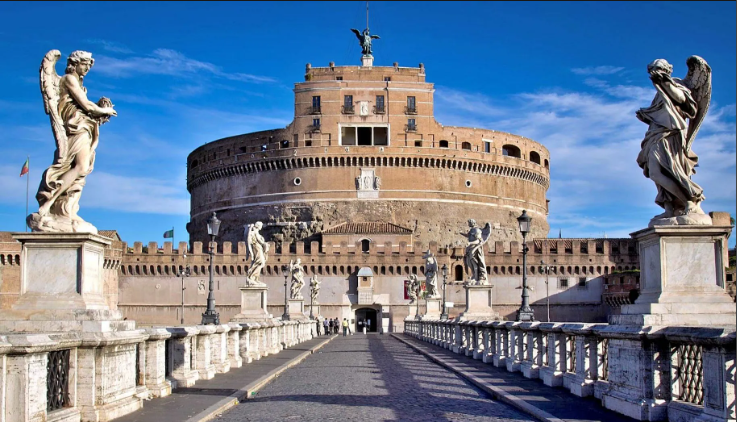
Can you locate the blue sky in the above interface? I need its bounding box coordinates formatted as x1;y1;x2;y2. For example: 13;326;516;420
0;1;734;247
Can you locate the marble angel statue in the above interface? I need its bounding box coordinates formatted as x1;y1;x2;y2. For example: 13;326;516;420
310;275;320;304
288;258;305;299
422;250;439;298
407;274;421;304
29;50;117;233
461;219;492;285
635;56;712;225
244;222;269;286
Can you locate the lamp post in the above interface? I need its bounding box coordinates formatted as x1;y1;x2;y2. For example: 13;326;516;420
440;264;449;320
176;253;191;325
309;278;315;320
516;210;535;322
282;266;289;321
201;212;221;325
540;260;551;322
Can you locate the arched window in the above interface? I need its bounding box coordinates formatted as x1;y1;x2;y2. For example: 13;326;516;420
502;144;521;158
461;142;472;151
454;265;464;281
530;151;541;165
190;159;199;169
361;239;370;253
439;140;449;148
544;159;549;169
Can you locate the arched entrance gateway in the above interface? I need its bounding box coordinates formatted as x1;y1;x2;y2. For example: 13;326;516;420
354;307;378;332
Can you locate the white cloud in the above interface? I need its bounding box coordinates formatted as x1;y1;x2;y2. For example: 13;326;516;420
94;49;276;83
571;66;625;75
83;172;189;215
434;73;736;239
87;39;134;54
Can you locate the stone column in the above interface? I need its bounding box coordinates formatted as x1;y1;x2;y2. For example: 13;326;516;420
227;323;243;369
194;325;217;380
167;326;200;388
506;322;523;373
521;322;541;379
143;328;172;398
211;324;231;374
483;322;496;364
492;321;507;368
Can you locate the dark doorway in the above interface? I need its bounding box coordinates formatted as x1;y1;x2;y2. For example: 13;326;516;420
454;264;464;281
357;127;372;145
355;308;378;332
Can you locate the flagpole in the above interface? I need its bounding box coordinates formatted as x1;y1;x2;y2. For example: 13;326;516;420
172;226;175;253
25;155;29;232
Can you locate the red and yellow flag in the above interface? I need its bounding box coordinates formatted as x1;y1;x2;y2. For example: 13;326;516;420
19;158;29;177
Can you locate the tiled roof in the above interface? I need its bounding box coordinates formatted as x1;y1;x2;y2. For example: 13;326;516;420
322;222;413;235
98;230;121;241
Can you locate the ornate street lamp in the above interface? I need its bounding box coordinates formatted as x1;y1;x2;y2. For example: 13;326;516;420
516;210;535;322
440;264;449;320
540;260;551;322
282;265;290;321
176;253;191;325
201;212;221;325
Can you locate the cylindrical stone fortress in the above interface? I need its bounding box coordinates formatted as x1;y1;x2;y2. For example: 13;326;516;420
187;62;550;246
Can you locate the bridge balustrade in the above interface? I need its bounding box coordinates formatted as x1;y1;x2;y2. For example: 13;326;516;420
405;319;735;422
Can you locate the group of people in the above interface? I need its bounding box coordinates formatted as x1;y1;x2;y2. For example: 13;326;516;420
317;317;348;336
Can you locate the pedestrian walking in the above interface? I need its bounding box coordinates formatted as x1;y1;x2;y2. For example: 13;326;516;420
328;318;334;335
323;318;329;335
316;319;322;336
367;318;371;332
334;318;339;334
362;319;367;335
342;318;348;336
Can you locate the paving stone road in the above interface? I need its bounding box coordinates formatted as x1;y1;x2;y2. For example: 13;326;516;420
218;334;534;422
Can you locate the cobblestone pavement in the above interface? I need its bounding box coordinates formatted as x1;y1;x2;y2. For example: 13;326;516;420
218;334;534;422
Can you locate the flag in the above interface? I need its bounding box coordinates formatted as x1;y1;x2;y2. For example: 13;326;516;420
558;229;562;238
163;229;174;238
19;158;29;177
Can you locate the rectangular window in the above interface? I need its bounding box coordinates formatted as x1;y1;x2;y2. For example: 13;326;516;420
384;76;391;82
578;277;587;288
280;140;289;149
558;278;569;289
343;95;354;114
312;96;321;113
407;118;416;131
407;96;416;113
415;140;422;147
484;141;491;153
260;144;267;152
312;118;320;129
375;95;385;113
336;76;343;81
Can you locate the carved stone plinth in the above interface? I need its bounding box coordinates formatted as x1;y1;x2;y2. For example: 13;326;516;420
286;298;308;320
610;225;735;326
361;54;374;67
230;286;272;323
422;298;442;320
0;233;133;333
457;284;499;322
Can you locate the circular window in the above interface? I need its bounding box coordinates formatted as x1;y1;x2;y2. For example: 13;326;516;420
293;177;302;186
465;180;472;188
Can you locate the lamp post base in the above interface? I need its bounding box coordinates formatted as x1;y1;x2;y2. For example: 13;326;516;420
201;311;220;325
516;308;535;322
439;313;449;321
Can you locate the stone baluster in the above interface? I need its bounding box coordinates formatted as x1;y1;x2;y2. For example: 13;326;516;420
520;322;541;379
211;324;231;374
143;327;172;398
227;323;243;369
194;325;217;380
472;321;484;359
453;322;463;354
482;322;496;364
491;321;507;367
167;326;200;387
539;323;565;387
562;324;597;397
506;322;523;372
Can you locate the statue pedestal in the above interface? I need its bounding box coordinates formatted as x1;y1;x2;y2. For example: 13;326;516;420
422;298;442;320
361;54;374;67
0;233;146;421
286;298;308;321
609;225;735;326
230;285;273;323
457;284;499;322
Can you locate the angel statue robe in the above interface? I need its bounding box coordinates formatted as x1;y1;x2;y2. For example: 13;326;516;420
636;79;704;209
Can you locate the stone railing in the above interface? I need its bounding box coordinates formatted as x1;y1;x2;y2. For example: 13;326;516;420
405;320;735;422
0;319;318;422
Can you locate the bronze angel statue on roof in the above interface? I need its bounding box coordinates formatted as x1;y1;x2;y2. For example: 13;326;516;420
635;56;712;226
351;28;380;56
29;50;117;234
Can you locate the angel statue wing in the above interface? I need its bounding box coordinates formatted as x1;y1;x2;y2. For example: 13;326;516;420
682;55;712;152
350;28;362;42
244;224;254;261
40;50;67;161
371;34;380;40
481;222;492;244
